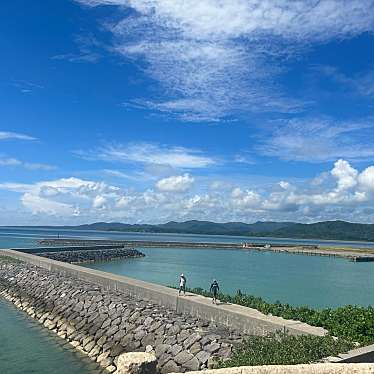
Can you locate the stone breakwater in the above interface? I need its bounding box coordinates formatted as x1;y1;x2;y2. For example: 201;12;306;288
0;259;244;373
35;248;145;264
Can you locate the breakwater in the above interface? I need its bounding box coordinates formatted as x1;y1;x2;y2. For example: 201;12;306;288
35;248;144;264
0;255;243;373
37;238;374;261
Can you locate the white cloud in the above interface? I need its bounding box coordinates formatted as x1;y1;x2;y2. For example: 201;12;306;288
0;157;56;171
259;117;374;162
4;159;374;223
358;166;374;193
316;65;374;99
156;173;194;192
74;0;374;120
80;142;216;168
0;131;36;141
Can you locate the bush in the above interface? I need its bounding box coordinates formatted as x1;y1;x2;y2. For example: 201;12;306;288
219;331;354;367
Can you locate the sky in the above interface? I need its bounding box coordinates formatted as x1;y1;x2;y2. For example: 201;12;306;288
1;0;374;225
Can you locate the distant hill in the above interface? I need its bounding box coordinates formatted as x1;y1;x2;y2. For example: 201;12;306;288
15;219;374;242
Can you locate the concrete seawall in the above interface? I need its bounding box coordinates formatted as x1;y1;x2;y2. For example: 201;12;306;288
1;249;326;337
0;254;244;373
181;363;374;374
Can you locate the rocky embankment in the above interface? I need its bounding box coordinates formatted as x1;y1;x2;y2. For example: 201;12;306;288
0;258;243;373
35;248;145;264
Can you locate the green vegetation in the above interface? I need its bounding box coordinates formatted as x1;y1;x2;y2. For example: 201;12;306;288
184;287;374;345
0;256;22;264
36;219;374;242
218;331;354;367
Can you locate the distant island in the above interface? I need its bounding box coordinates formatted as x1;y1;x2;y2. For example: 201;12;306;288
7;219;374;242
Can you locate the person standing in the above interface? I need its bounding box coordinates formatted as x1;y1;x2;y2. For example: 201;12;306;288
210;279;220;304
179;273;186;295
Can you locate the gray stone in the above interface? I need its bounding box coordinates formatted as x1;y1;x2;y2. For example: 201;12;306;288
189;342;201;355
174;351;194;365
106;325;119;337
155;344;171;358
168;325;180;335
110;343;124;357
141;333;155;347
161;360;180;374
183;333;201;349
114;329;127;342
97;335;107;347
205;342;220;354
183;357;200;371
169;344;182;356
196;350;211;364
158;353;171;367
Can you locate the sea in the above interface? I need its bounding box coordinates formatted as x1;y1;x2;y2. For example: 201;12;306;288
1;226;374;373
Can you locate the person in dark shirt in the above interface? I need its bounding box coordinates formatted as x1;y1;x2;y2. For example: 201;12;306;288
210;279;220;304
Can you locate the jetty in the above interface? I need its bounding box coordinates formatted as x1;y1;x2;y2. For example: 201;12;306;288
37;238;374;262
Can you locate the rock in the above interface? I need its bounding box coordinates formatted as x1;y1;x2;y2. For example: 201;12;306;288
145;345;154;353
155;344;171;358
88;345;101;358
196;350;211;364
168;325;180;335
137;330;149;342
174;351;194;365
106;325;119;337
144;316;153;326
183;357;200;371
110;343;124;357
169;344;183;356
113;329;127;342
97;351;110;363
183;333;201;349
84;340;96;352
116;352;157;374
121;334;134;348
161;360;180;374
217;346;232;359
97;335;107;347
141;333;155;347
189;342;201;355
205;342;220;354
158;353;171;367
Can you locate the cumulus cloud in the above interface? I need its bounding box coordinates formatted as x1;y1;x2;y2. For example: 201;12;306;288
79;142;216;169
156;173;194;192
74;0;374;120
259;117;374;162
4;159;374;223
0;131;36;141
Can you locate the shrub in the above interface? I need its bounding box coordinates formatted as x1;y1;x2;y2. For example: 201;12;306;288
180;287;374;345
219;331;354;367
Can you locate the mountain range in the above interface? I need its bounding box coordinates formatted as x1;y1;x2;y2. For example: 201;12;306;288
20;220;374;242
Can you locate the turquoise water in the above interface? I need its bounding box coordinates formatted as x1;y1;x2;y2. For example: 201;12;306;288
3;226;374;249
1;227;374;309
0;299;100;374
82;247;373;309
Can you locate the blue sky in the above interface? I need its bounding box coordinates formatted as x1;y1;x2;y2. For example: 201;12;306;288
1;0;374;225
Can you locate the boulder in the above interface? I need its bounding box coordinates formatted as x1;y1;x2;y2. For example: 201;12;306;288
116;352;157;374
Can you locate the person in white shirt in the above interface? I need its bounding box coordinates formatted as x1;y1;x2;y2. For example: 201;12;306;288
179;273;186;295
